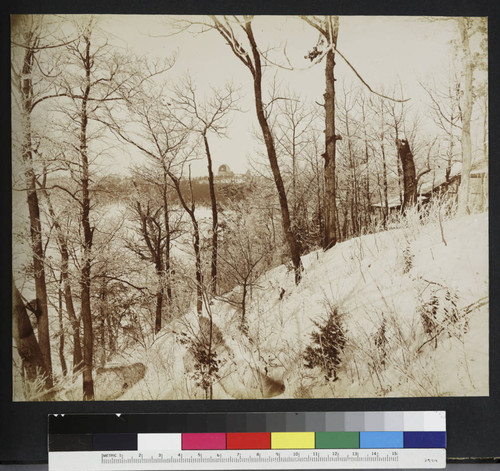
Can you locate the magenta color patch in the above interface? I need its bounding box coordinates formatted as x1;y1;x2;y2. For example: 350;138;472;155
182;433;226;450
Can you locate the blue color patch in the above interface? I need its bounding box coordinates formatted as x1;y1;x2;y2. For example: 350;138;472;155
404;432;446;448
360;432;404;448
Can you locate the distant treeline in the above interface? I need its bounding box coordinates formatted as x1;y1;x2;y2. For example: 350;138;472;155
90;174;253;206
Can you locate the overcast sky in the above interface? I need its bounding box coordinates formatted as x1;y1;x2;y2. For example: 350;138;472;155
42;16;473;176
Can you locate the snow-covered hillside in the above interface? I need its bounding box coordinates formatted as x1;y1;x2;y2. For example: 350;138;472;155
93;211;488;400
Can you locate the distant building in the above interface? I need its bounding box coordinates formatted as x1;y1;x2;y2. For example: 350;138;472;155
370;158;488;220
217;164;234;178
418;159;488;211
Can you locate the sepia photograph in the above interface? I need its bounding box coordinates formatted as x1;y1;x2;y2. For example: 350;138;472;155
11;14;488;401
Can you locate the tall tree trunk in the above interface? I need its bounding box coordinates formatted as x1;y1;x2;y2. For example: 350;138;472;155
446;139;453;184
313;16;341;250
62;252;83;373
243;22;303;284
162;170;172;302
381;143;389;226
323;46;339;249
40;187;83;373
154;262;164;334
457;17;473;215
397;157;404;206
13;282;50;387
345;112;359;236
57;276;68;377
361;100;372;228
80;36;95;400
169;175;203;316
396;139;418;211
98;279;107;366
20;38;53;387
193;220;203;316
203;132;219;295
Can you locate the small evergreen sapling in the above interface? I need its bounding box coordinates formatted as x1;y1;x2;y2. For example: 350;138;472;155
304;306;346;381
373;317;388;366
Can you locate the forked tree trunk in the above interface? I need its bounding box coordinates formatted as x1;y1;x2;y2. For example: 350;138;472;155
12;282;50;387
20;37;53;387
40;187;83;373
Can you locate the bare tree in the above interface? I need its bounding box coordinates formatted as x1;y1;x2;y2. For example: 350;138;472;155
420;71;462;185
272;90;322;249
218;202;272;326
175;15;304;284
125;174;184;334
104;73;208;320
173;77;240;295
300;16;411;236
301;16;341;249
38;165;83;373
49;17;158;399
11;15;74;386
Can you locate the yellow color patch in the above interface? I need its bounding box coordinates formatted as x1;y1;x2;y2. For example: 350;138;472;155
271;432;315;449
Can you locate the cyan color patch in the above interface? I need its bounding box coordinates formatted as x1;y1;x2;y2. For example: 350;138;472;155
360;432;404;448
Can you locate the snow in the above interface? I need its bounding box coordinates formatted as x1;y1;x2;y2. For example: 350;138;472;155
106;210;488;400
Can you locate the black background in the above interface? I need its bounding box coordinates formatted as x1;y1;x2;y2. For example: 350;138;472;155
1;0;499;464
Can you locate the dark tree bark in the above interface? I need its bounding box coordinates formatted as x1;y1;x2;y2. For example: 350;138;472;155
242;20;303;283
39;186;83;373
161;170;173;303
396;138;418;211
79;34;95;400
57;276;68;377
323;45;340;249
12;283;50;387
381;143;389;224
203;133;219;295
135;200;166;334
301;16;340;250
169;174;203;316
19;34;53;387
209;16;303;284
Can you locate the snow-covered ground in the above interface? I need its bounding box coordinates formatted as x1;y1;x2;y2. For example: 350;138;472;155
107;211;488;401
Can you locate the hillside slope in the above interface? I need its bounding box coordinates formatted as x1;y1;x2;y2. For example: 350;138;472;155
109;211;488;400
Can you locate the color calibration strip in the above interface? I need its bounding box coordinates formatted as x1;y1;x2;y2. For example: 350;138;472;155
49;411;446;435
48;412;446;470
51;430;446;451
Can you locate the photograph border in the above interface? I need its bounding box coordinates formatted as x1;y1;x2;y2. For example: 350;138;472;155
2;0;499;463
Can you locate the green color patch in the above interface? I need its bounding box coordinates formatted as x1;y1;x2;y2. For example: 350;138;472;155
315;432;360;449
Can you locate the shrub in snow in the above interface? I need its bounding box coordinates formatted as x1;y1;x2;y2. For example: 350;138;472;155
417;283;466;351
419;289;440;347
304;305;346;381
177;316;223;399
